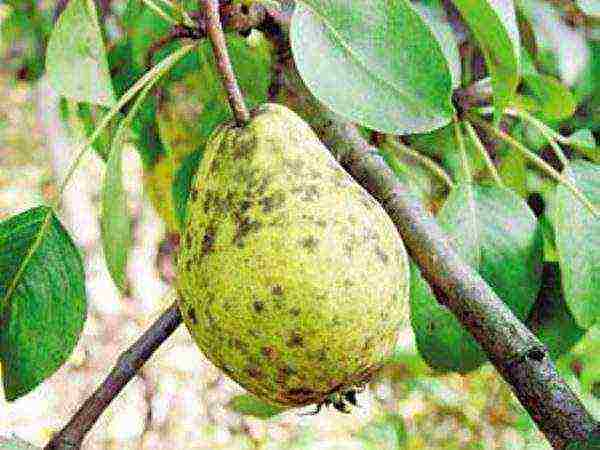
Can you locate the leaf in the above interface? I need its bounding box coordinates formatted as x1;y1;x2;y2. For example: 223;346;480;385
519;0;590;86
498;148;528;197
567;129;599;163
526;263;585;359
413;0;462;89
451;0;521;119
290;0;454;134
521;73;576;121
46;0;116;107
102;71;168;291
0;207;87;401
410;184;543;372
172;149;204;229
554;161;600;329
228;394;284;419
566;433;600;450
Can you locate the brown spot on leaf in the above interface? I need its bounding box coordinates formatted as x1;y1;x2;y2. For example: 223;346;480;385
190;188;199;202
315;219;327;228
289;307;301;316
344;242;354;257
233;215;261;247
259;191;285;213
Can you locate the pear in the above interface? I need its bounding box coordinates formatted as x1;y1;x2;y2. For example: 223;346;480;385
177;103;409;409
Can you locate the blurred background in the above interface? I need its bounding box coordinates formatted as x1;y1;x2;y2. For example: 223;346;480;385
0;0;598;449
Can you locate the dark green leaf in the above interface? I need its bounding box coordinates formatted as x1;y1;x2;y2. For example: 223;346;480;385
451;0;521;119
290;0;454;134
46;0;116;107
173;149;204;229
565;431;600;450
526;263;585;359
410;185;543;372
0;207;87;401
229;394;284;419
554;161;600;329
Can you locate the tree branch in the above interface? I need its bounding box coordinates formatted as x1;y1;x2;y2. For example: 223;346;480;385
200;0;250;125
271;43;599;448
44;303;182;450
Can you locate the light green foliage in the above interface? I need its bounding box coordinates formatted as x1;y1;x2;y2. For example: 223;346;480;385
177;104;410;407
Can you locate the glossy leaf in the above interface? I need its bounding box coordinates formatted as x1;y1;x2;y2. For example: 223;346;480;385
46;0;116;107
0;207;87;401
410;184;543;373
229;394;284;419
554;161;600;328
451;0;521;119
290;0;454;134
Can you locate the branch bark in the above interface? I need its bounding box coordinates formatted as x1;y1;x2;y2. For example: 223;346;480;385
44;304;182;450
200;0;250;125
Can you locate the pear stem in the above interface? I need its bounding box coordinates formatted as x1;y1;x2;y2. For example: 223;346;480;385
202;0;250;125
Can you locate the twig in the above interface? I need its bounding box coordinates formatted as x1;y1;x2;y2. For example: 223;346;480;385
272;43;599;448
464;121;504;187
201;0;250;125
44;302;183;450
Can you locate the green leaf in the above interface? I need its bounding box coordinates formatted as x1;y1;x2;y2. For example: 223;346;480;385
228;394;285;419
410;184;543;373
567;129;599;163
413;0;461;90
46;0;116;107
526;263;585;359
554;161;600;329
521;73;576;121
451;0;520;120
290;0;454;134
0;207;87;401
498;148;528;197
173;149;204;229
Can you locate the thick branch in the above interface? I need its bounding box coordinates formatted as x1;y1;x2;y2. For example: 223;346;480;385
272;50;598;449
44;304;182;450
201;0;250;125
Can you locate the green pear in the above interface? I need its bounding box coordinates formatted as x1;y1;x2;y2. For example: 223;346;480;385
177;104;409;409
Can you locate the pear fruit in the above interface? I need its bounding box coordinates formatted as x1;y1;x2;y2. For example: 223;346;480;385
177;104;409;409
